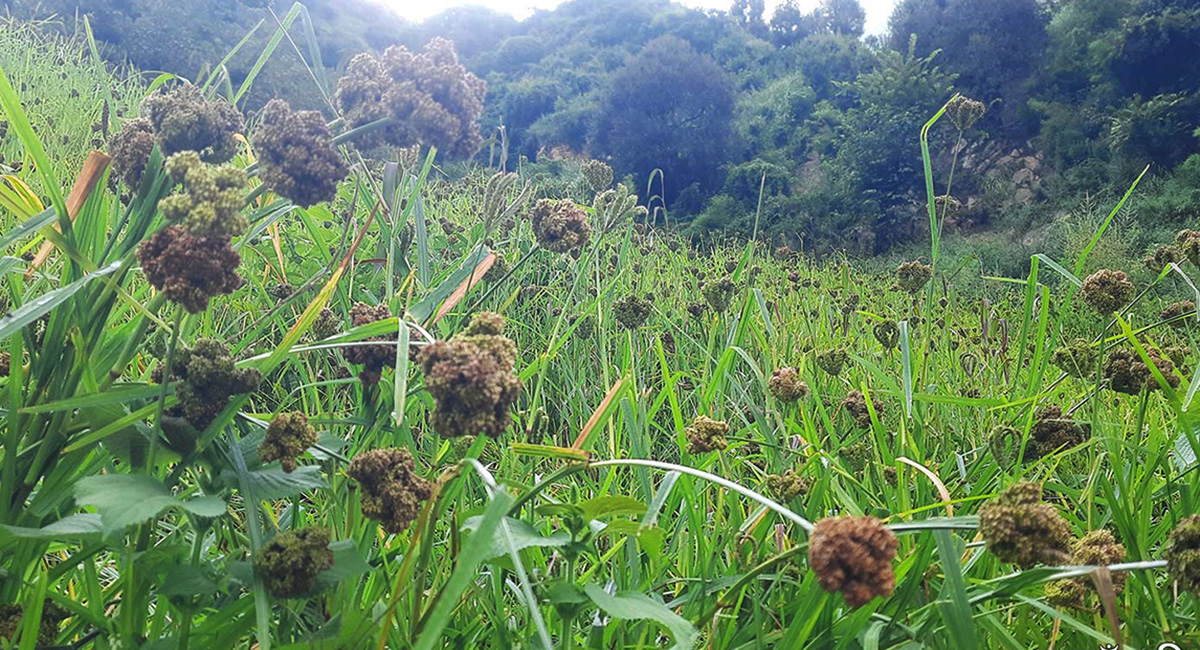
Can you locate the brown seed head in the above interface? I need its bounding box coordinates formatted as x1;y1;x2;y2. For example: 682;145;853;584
808;516;898;608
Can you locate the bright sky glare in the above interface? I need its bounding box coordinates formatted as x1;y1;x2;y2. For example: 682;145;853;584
385;0;898;36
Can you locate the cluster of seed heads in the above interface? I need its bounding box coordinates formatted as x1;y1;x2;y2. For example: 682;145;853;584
334;39;486;157
1102;345;1179;394
530;198;591;254
141;84;244;163
808;516;898;608
418;312;521;438
159;338;262;430
978;482;1072;568
1081;269;1134;315
342;302;395;386
252;99;348;208
259;411;317;472
767;366;809;402
347;447;433;534
685;415;729;454
253;527;334;598
895;260;932;294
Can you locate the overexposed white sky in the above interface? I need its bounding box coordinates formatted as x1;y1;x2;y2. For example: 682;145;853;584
387;0;898;36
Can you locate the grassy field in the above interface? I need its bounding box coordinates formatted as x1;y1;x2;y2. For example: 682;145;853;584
1;11;1200;650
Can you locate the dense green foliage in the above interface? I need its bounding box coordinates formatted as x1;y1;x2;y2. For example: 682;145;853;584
8;0;1200;259
4;7;1200;649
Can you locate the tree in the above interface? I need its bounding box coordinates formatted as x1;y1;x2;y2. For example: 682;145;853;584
590;36;736;205
822;0;866;37
730;0;768;38
770;0;823;47
888;0;1049;133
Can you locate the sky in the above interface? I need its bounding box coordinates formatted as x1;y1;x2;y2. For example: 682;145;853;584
387;0;898;36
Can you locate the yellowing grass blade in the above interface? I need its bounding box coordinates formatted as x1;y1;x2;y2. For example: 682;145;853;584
27;151;111;278
431;252;495;325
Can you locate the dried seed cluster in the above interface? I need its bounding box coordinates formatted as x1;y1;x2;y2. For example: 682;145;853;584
253;527;334;598
1027;405;1089;460
808;516;898;608
419;312;521;438
141;84;244;163
815;348;848;376
334;38;486;157
347;447;433;533
259;411;317;472
138;225;243;313
1102;346;1179;394
767;366;809;402
108;117;155;188
685;415;729;454
530;198;591;253
1081;269;1134;315
342;302;395;386
580;159;613;192
253;99;348;207
978;482;1072;568
841;390;874;428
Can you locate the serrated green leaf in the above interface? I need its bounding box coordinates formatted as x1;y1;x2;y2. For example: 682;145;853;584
462;515;571;560
584;583;697;650
75;474;226;537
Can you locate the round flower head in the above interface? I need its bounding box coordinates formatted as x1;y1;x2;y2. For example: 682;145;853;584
1144;244;1182;274
138;225;243;313
342;302;396;385
945;94;986;130
1071;529;1126;590
530;198;591;253
580;159;614;192
703;277;738;313
685;415;730;453
896;260;932;294
978;482;1072;568
1161;300;1196;327
165;338;262;429
419;312;521;438
334;39;486;157
1103;346;1180;394
874;320;900;350
141;84;244;163
160;151;247;238
841;389;875;428
1081;269;1134;315
108;117;155;188
1027;405;1089;460
347;447;433;533
1176;230;1200;267
259;411;317;472
267;282;294;301
252;99;348;208
253;527;333;598
808;516;898;608
768;366;809;402
815;348;848;376
685;301;707;320
766;469;808;502
1050;338;1097;379
613;295;652;330
1166;514;1200;596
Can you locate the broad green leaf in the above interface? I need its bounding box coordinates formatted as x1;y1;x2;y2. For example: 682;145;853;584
462;515;570;560
580;495;647;521
0;514;102;544
316;539;372;585
232;464;328;502
584;583;698;650
75;474;227;537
